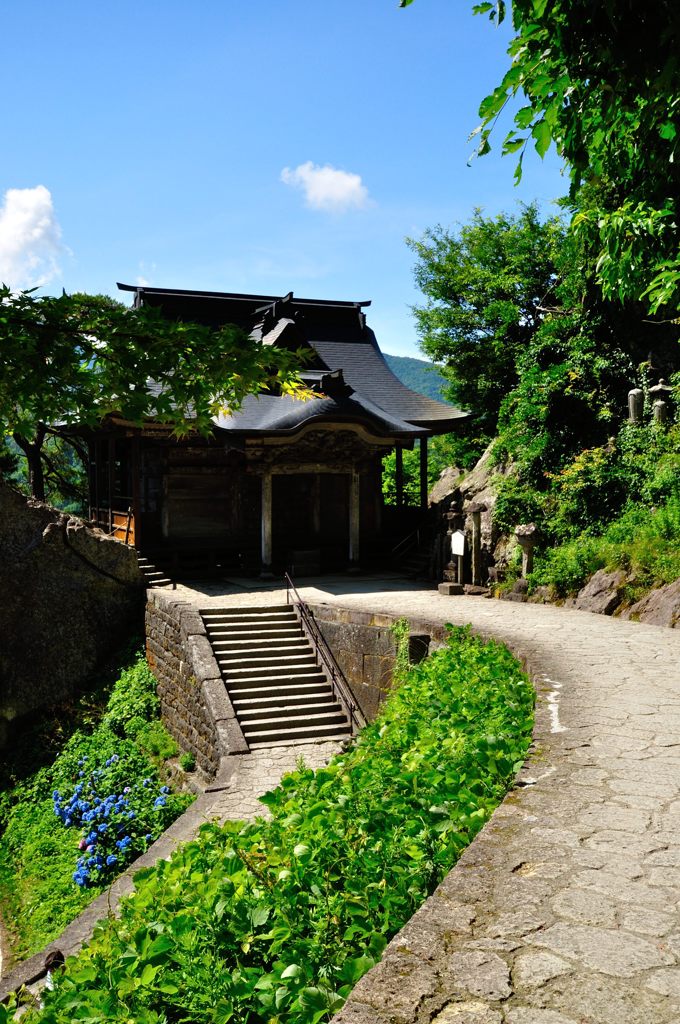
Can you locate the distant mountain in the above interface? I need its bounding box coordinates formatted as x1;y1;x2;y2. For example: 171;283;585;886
384;353;449;402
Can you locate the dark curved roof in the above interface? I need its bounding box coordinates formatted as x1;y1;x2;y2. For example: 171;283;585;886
118;284;468;436
213;389;428;439
313;330;463;429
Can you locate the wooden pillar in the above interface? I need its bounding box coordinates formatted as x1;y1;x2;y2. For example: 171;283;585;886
311;473;321;539
107;436;115;534
395;444;404;508
93;438;100;525
131;433;141;550
348;469;361;573
419;437;428;510
260;471;274;579
468;502;486;586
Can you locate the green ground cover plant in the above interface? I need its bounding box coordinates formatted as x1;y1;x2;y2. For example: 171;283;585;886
490;415;680;599
0;653;193;961
13;625;534;1024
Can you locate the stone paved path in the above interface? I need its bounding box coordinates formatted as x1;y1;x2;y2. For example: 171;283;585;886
177;577;680;1024
209;740;343;822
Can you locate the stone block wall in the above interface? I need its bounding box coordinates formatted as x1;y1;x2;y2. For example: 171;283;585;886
305;602;434;721
145;590;247;777
0;482;143;747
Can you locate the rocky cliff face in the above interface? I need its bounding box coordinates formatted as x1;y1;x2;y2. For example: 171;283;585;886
0;483;143;746
429;444;516;573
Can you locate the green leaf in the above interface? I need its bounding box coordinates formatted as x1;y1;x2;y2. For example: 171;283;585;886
531;119;552;158
281;963;303;979
156;981;180;994
140;963;158;986
502;137;526;155
514;105;535;130
148;934;174;957
250;904;270;928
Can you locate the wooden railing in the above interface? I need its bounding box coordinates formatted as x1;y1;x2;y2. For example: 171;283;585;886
284;572;364;734
91;506;135;546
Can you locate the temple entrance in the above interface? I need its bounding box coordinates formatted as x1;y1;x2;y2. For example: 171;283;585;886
272;473;349;573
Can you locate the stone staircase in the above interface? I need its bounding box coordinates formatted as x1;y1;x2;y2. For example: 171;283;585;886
201;605;352;749
137;555;173;589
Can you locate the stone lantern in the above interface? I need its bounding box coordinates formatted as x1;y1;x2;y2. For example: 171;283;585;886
439;497;466;595
649;379;674;423
515;523;538;578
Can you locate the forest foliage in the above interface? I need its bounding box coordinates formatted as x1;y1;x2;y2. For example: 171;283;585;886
402;0;680;317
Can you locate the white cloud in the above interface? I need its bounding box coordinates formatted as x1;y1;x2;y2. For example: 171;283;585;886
280;161;370;212
0;185;63;290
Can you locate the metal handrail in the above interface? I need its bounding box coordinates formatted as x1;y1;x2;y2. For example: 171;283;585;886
284;572;364;733
391;527;421;559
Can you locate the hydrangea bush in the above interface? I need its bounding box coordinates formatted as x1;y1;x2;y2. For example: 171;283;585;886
52;754;177;887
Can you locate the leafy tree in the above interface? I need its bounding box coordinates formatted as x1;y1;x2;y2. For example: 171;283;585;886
0;287;304;501
408;203;566;450
402;0;680;315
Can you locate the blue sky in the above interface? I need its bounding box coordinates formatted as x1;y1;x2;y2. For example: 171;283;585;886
1;0;565;357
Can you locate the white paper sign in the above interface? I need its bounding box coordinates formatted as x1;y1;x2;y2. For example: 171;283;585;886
451;530;466;556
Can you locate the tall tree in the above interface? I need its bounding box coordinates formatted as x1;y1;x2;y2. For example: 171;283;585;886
408;203;566;442
401;0;680;316
0;288;305;500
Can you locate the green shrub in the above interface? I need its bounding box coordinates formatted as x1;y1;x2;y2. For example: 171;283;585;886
179;752;196;773
529;536;609;596
102;658;160;736
21;627;534;1024
134;721;179;763
492;476;546;534
530;493;680;596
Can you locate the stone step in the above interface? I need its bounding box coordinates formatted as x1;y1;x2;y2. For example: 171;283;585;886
207;622;302;636
223;662;321;680
199;606;292;614
231;690;335;711
227;680;332;700
211;637;307;652
238;702;342;724
218;652;318;670
248;733;351;750
243;721;351;745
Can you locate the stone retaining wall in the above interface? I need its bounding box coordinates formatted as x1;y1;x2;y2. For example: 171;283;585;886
0;482;143;747
306;601;437;720
145;590;247;778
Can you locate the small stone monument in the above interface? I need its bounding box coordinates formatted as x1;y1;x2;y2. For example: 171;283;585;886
628;387;644;423
515;523;538;578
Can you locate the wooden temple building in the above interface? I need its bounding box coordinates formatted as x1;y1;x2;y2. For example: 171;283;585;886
87;285;466;577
